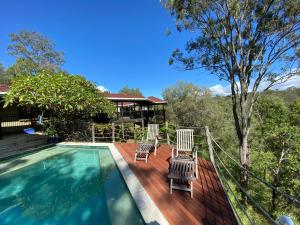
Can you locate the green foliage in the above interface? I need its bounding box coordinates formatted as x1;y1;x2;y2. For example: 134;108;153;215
0;63;11;84
0;63;4;75
45;118;58;137
254;96;300;193
262;88;300;105
4;71;115;118
6;58;39;78
119;86;142;95
163;81;217;127
248;96;300;223
289;99;300;126
163;81;237;159
7;30;64;76
94;123;143;142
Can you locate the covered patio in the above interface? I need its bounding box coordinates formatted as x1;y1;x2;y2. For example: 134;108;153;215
104;93;167;125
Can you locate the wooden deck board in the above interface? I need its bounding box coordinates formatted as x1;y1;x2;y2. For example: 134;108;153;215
115;143;238;225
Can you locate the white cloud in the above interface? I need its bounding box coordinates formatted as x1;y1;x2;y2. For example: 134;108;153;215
209;84;231;96
210;75;300;96
97;85;109;92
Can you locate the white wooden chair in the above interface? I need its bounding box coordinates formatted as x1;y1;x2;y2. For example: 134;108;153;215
134;124;159;163
171;129;198;178
144;124;159;155
134;143;154;163
168;158;196;198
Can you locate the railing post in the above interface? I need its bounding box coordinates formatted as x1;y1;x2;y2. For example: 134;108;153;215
166;121;170;145
205;126;215;165
141;119;145;141
112;122;115;143
92;123;95;143
133;123;136;143
121;122;125;141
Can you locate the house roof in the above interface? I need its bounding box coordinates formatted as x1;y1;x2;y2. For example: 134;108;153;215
0;84;10;92
147;96;167;104
103;93;146;100
103;93;166;105
0;84;9;95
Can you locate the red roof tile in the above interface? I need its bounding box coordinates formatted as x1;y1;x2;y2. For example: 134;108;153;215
103;93;145;99
147;96;166;104
103;93;167;104
0;84;9;93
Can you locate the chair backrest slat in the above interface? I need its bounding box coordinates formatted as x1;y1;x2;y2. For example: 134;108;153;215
171;159;195;178
147;124;159;141
176;129;194;151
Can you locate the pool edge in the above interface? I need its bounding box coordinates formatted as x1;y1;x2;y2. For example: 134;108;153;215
59;142;169;225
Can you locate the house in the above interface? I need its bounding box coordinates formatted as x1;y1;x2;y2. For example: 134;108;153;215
102;93;167;124
0;84;167;138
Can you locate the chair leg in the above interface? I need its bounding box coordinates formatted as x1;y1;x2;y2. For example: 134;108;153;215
170;179;173;194
154;145;157;156
191;181;193;198
134;153;137;162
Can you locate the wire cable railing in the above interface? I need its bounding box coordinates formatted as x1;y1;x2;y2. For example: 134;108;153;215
205;127;298;225
209;134;300;206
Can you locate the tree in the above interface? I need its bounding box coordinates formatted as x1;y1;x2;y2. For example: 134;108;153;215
254;96;300;218
163;81;217;127
289;99;300;126
0;63;10;84
7;30;64;76
4;71;115;135
119;86;142;95
0;63;5;77
163;0;300;200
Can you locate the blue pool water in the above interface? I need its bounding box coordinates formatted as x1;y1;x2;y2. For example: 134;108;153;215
0;145;144;225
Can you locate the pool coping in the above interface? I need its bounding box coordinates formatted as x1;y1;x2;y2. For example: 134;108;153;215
59;142;169;225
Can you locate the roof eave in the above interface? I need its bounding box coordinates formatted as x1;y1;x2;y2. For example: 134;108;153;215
107;97;148;101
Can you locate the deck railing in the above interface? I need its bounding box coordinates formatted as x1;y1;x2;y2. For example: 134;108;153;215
205;127;298;225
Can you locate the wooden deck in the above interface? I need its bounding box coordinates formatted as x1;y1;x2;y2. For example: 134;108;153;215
115;143;238;225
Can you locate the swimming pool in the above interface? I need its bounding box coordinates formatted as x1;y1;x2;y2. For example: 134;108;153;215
0;145;145;225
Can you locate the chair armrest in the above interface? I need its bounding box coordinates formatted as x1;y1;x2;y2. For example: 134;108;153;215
192;146;198;161
171;145;175;158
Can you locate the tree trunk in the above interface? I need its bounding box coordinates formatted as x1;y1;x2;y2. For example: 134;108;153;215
271;171;280;218
271;149;285;217
239;134;250;205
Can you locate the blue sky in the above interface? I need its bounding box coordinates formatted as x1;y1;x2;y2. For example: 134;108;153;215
2;0;298;97
0;0;225;97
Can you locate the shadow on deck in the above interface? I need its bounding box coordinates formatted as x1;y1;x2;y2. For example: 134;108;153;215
115;143;238;225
